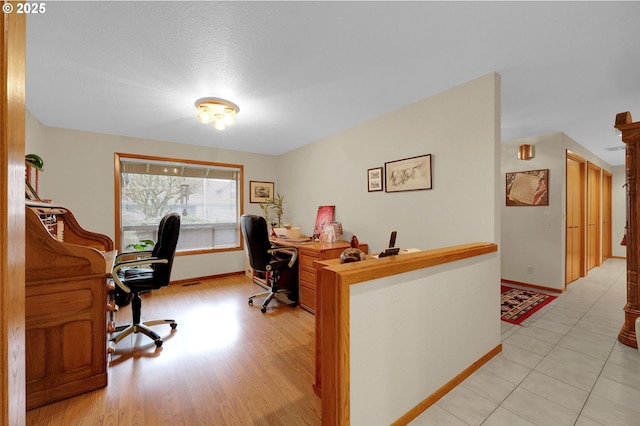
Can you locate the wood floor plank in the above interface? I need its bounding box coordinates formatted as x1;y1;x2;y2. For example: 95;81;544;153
26;275;321;425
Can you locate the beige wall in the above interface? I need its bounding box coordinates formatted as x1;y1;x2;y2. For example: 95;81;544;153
26;111;279;280
277;73;501;253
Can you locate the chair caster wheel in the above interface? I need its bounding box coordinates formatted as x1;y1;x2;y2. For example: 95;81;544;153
155;339;163;347
248;299;253;306
261;307;267;313
170;323;177;330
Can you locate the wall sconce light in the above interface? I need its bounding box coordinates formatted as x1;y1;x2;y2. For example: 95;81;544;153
518;144;535;160
195;97;239;130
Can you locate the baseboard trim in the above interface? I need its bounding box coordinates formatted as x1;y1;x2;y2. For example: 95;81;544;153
391;344;502;426
501;278;565;294
171;271;244;287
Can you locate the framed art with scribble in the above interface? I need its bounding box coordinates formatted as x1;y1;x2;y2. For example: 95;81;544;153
385;154;432;193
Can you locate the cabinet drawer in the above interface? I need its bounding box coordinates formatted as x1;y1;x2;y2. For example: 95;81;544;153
299;285;316;314
300;267;317;287
299;252;319;269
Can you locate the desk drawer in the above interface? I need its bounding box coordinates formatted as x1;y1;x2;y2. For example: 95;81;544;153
299;252;319;269
300;267;317;287
299;284;316;314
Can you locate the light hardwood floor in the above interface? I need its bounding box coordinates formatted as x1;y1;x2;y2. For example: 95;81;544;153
26;274;321;425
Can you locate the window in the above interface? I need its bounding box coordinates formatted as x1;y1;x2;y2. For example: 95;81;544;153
115;153;243;254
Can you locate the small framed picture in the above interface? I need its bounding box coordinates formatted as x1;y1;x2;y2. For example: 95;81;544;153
367;167;383;192
249;181;274;203
385;154;432;192
314;205;335;236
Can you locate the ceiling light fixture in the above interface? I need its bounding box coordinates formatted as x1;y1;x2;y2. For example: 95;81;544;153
195;97;239;130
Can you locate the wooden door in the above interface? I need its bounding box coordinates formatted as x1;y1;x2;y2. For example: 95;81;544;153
602;171;612;260
566;153;585;284
587;163;601;269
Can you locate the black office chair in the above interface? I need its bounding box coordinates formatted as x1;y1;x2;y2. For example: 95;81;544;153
241;214;299;313
110;213;180;348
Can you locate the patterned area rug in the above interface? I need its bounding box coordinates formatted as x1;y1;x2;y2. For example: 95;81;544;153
501;285;557;325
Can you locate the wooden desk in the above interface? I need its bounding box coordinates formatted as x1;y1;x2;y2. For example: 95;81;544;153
25;202;115;409
266;238;368;314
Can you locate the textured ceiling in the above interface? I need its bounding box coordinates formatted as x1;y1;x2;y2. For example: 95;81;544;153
26;1;640;165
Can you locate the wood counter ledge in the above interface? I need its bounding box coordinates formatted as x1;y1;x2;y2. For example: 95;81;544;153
321;242;497;285
316;241;499;425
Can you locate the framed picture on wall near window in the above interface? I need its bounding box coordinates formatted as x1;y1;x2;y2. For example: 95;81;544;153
249;181;274;203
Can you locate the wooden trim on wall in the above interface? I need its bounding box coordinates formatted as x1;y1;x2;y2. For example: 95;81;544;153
1;4;27;424
392;344;502;426
501;278;566;294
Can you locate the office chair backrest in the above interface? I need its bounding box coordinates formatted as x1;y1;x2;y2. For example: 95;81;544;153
241;214;272;272
152;213;181;286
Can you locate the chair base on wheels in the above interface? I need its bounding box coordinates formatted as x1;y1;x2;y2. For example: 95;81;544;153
109;319;177;349
108;291;177;352
248;288;297;313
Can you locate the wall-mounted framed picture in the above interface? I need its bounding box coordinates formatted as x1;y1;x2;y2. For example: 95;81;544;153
506;169;549;206
385;154;432;193
249;181;274;203
367;167;383;192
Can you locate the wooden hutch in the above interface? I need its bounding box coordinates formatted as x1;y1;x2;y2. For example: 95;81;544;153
615;111;640;349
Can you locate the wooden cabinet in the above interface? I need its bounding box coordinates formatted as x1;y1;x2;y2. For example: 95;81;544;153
616;111;640;349
25;202;115;409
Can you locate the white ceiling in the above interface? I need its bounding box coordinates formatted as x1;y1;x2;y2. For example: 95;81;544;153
26;1;640;165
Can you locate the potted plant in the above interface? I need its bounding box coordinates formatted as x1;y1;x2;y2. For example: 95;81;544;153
259;201;273;227
271;192;285;227
259;192;285;227
127;239;155;252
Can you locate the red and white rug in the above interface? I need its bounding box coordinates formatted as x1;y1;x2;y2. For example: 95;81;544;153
501;285;557;325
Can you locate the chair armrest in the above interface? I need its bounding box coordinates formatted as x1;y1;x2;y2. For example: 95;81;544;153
112;257;168;293
268;246;298;268
115;250;153;264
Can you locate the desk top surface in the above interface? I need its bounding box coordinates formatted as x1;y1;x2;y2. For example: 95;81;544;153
271;237;366;252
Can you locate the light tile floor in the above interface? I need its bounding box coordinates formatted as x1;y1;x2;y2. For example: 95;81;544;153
412;258;640;425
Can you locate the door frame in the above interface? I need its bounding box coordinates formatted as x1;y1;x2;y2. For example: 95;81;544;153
566;151;586;284
602;170;613;261
587;161;602;269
